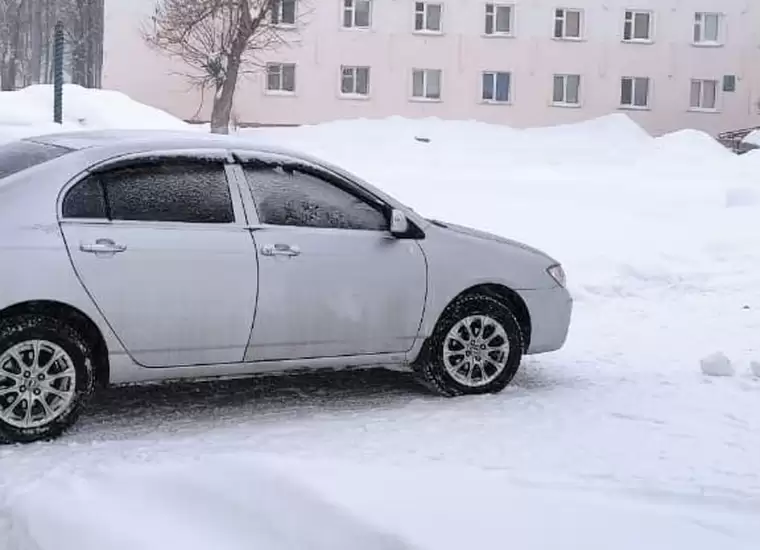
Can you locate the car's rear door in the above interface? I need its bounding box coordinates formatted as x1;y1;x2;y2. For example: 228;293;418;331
235;157;428;362
58;151;258;368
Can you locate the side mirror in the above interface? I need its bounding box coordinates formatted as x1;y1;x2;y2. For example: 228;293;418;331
389;209;410;236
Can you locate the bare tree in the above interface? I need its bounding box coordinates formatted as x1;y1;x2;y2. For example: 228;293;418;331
145;0;303;134
0;0;103;90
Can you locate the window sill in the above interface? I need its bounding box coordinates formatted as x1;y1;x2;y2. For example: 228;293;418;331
618;105;650;111
622;38;653;45
339;93;371;101
551;102;581;109
413;30;444;36
410;97;442;103
552;36;585;42
265;90;296;97
692;41;724;48
340;25;373;32
272;23;297;31
482;32;515;39
480;100;511;106
688;107;720;114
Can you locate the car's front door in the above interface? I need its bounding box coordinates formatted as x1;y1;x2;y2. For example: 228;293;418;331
237;159;427;362
59;152;258;367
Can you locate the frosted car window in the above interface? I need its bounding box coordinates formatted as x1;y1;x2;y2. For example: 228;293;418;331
62;175;107;219
0;141;72;180
244;165;387;231
101;160;234;224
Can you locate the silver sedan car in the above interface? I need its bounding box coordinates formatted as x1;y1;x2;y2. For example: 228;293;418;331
0;130;572;443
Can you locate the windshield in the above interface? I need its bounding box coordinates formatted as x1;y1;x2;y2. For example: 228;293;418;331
0;140;72;180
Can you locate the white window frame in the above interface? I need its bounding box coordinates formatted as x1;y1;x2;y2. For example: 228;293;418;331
265;63;296;95
552;74;581;107
343;0;372;29
411;68;442;101
620;76;650;109
481;71;512;104
484;3;514;37
693;12;723;46
553;8;583;40
414;2;443;34
622;9;653;43
689;79;719;112
340;66;371;98
271;0;297;27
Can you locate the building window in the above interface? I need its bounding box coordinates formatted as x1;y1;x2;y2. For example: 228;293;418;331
414;2;443;32
271;0;297;25
485;4;513;36
723;75;736;93
343;0;372;28
341;66;370;96
690;79;718;110
554;8;582;39
552;74;580;105
623;10;652;42
412;69;442;100
266;63;296;93
620;76;650;108
482;71;511;103
693;12;722;44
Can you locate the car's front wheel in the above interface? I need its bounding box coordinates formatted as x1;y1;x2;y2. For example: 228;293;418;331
414;294;524;397
0;315;94;443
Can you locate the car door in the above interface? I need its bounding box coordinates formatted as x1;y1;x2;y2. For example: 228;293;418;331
237;158;428;362
58;151;258;368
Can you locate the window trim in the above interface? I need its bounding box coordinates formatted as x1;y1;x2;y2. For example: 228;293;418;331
339;65;371;99
484;3;515;37
689;78;720;112
342;0;373;30
551;73;581;107
411;68;443;101
265;62;297;95
271;0;298;28
481;70;512;104
622;9;653;43
553;7;583;41
692;12;724;46
57;149;246;227
413;1;444;35
619;76;651;110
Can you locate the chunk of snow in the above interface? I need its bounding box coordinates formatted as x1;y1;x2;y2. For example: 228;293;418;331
751;361;760;378
700;352;735;377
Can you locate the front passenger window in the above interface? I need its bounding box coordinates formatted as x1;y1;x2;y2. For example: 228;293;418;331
243;165;387;231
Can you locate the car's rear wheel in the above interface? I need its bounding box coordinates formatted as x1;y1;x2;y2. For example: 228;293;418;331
0;315;94;443
414;294;524;397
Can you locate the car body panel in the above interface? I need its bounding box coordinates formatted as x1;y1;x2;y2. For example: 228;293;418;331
0;130;573;387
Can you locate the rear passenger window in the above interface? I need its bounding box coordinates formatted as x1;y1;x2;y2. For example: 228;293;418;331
100;159;234;224
62;175;107;219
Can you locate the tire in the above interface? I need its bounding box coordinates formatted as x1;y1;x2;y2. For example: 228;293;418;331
0;315;94;443
414;294;524;397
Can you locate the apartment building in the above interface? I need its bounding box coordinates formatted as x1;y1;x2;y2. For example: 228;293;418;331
104;0;760;135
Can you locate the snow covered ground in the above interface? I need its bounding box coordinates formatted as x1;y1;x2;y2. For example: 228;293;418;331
1;88;759;549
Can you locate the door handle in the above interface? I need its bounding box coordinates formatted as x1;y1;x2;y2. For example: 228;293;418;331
261;243;300;257
80;239;127;255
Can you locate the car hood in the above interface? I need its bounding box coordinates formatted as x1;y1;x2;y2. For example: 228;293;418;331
430;219;558;264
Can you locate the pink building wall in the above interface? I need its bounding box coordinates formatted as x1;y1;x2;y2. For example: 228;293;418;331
105;0;760;135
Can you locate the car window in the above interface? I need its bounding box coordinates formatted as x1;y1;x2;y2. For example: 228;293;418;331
99;159;234;224
243;165;388;231
0;141;73;180
62;175;107;219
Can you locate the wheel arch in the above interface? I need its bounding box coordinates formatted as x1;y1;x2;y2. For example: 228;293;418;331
422;284;532;358
0;300;110;388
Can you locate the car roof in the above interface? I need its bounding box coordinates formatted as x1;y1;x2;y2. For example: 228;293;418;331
21;128;299;157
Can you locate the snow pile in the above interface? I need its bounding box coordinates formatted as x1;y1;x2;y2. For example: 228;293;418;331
700;352;735;377
0;84;188;142
751;361;760;377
